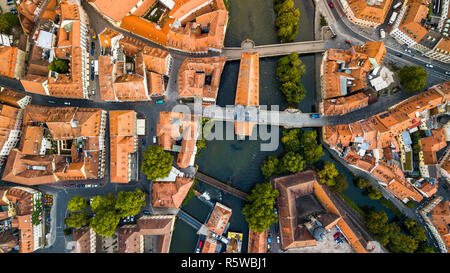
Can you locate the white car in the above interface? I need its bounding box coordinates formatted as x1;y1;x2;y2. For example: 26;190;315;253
64;102;71;105
445;71;450;75
425;64;433;68
276;235;280;244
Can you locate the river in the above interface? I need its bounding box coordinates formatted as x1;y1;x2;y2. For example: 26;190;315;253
169;0;394;253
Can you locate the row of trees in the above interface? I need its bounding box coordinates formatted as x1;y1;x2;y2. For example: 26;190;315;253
64;190;146;237
356;178;383;200
243;182;279;233
274;0;300;42
261;129;324;180
365;210;434;253
277;53;307;105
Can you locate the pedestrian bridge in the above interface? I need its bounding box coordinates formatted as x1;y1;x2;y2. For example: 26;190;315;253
221;39;326;60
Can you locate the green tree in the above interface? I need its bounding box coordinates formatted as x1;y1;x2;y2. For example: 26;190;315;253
63;228;72;236
388;233;419;253
0;12;20;34
398;66;428;93
261;155;280;180
418;243;435;253
365;210;389;235
280;128;301;152
48;59;70;74
89;210;121;237
141;145;173;181
406;200;415;209
409;225;427;242
280;81;306;105
331;173;348;192
67;195;88;212
90;193;117;213
356;178;371;189
404;218;416;230
367;186;383;200
115;189;146;218
299;130;324;164
275;0;300;42
280;152;305;174
317;161;339;186
64;212;90;229
242;183;279;233
276;53;305;82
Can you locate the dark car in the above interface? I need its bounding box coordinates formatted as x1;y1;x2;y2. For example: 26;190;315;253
143;210;152;215
91;66;95;80
328;1;334;8
91;42;95;50
142;138;146;146
443;183;448;190
396;53;403;57
48;100;56;104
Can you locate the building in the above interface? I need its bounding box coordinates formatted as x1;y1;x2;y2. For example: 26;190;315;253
151;176;194;208
419;197;449;252
390;0;450;63
0;45;26;79
117;215;175;253
272;170;368;252
20;0;91;98
247;229;267;253
202;202;232;253
98;31;172;101
88;0;229;53
109;111;138;183
0;186;44;253
72;227;96;253
0;91;31;166
320;41;386;100
2;105;107;185
338;0;394;28
234;52;259;137
320;92;370;116
177;57;226;105
157;111;200;169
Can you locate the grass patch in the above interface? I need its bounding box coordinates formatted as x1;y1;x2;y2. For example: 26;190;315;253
403;151;413;171
337;192;367;217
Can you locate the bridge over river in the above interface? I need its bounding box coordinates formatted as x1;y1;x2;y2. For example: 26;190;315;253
221;39;326;60
195;171;249;201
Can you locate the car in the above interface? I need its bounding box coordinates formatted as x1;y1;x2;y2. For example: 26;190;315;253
334;232;342;239
328;1;334;8
92;184;98;188
130;216;135;222
91;41;95;51
91;88;95;95
153;136;157;144
267;244;271;250
7;0;14;5
195;248;200;253
142;138;146;146
445;71;450;75
91;67;95;80
267;236;272;244
89;198;93;204
345;40;351;44
143;210;152;215
90;49;94;56
311;114;320;119
276;235;280;244
425;64;434;68
64;102;71;105
48;100;56;104
404;49;412;53
198;241;203;248
155;99;164;104
396;53;403;57
11;8;17;15
92;34;97;39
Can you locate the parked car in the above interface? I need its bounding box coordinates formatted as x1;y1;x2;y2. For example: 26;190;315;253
64;102;71;105
404;48;412;53
445;71;450;75
396;53;403;57
130;216;135;222
155;99;164;104
143;210;152;215
48;100;56;104
142;138;146;146
91;88;95;95
276;235;280;244
334;232;342;239
311;114;320;119
153;136;157;144
328;1;334;8
267;236;272;244
425;64;434;68
345;39;351;44
91;66;95;80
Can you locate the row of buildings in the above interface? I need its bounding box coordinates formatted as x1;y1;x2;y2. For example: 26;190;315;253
338;0;450;63
323;81;450;203
319;41;386;116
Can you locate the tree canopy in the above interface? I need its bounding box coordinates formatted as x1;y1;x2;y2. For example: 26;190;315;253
356;178;371;189
89;210;121;237
280;128;324;163
243;183;279;233
398;66;428;93
274;0;300;43
261;155;280;181
67;195;88;212
280;152;305;174
276;53;307;105
141;145;174;181
64;212;90;229
48;59;70;74
367;186;383;200
115;189;146;218
0;12;20;34
317;161;339;186
331;173;348;192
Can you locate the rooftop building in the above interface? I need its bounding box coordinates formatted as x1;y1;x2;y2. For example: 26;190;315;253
177;57;226;104
272;170;367;252
247;229;267;253
117;215;175;253
320;92;370;116
202;202;232;253
72;227;96;253
109;111;137;183
2;105;107;185
321;42;386;100
0;186;44;253
0;45;26;79
89;0;229;53
339;0;394;28
151;176;194;208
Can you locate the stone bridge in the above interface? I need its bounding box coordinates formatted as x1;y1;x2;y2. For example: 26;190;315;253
221;39;326;60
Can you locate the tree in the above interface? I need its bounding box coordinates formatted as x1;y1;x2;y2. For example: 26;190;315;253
398;66;428;93
261;155;280;180
418;243;435;253
280;152;305;174
356;178;371;189
90;193;117;213
63;228;72;236
367;186;383;200
64;212;90;229
48;59;70;74
274;0;300;43
409;225;427;242
67;195;88;212
331;173;348;192
388;233;419;253
406;200;415;209
89;210;121;237
404;218;416;230
280;128;301;152
115;190;146;218
141;145;173;181
365;210;389;235
242;183;279;233
0;12;20;34
276;52;307;105
317;161;339;186
299;130;324;164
